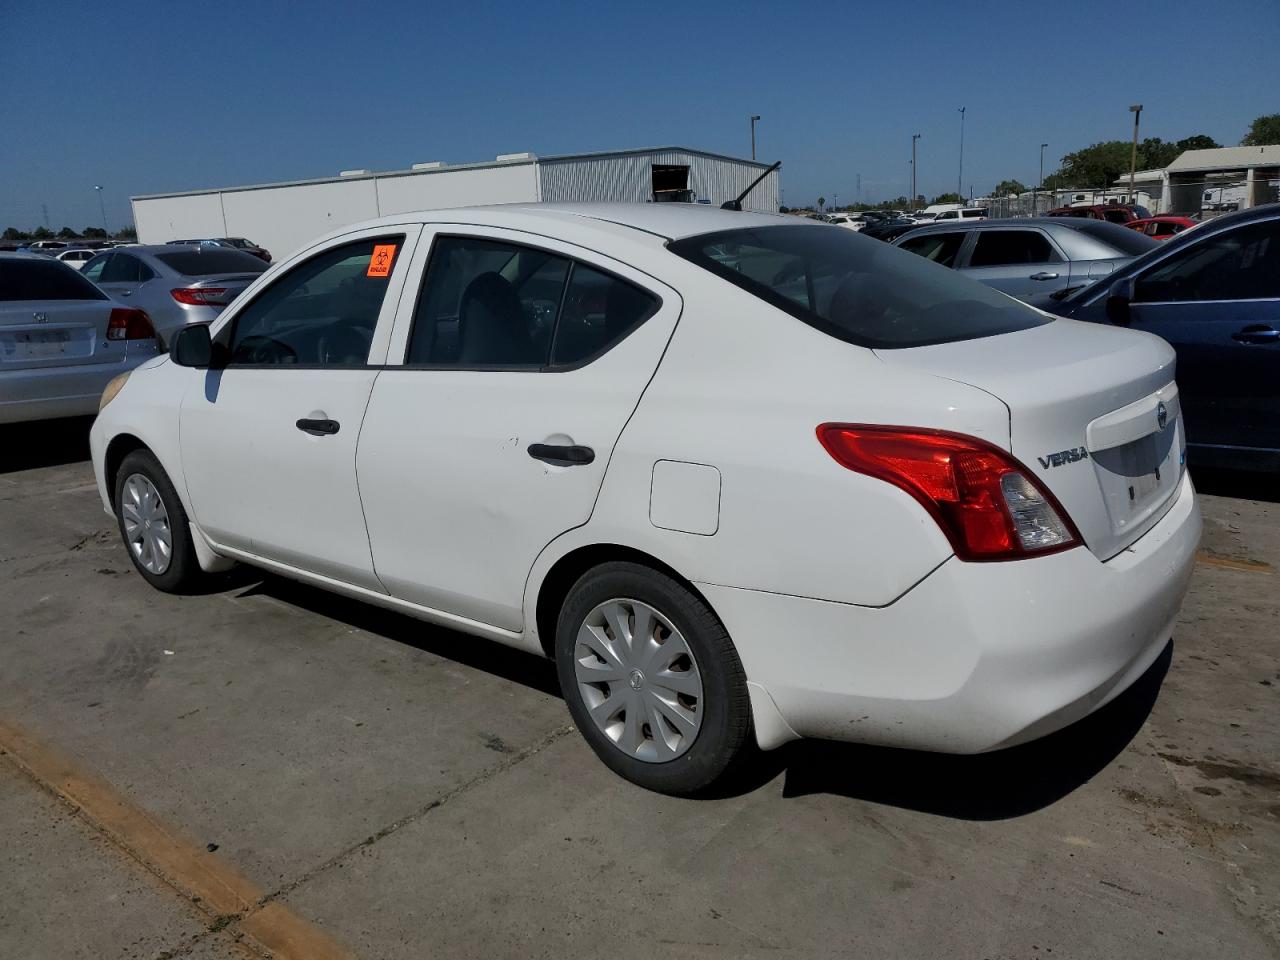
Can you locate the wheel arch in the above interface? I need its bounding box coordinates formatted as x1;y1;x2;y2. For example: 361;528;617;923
103;432;151;508
532;542;716;660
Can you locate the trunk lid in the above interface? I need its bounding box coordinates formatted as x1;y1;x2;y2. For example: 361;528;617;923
875;318;1185;560
0;299;117;371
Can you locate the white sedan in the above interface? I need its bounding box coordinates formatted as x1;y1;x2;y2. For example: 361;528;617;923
90;203;1200;794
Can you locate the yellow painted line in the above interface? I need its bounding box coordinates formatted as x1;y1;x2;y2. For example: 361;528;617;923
1196;550;1273;574
0;719;355;960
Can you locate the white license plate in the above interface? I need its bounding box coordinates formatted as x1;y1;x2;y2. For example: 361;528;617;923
9;329;72;359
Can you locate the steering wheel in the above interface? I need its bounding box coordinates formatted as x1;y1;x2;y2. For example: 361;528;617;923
317;325;372;365
233;335;297;365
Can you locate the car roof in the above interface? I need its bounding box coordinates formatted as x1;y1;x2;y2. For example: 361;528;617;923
0;251;68;262
324;202;797;244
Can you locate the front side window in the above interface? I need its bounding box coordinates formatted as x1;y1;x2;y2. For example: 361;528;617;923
406;236;657;368
968;230;1059;267
225;235;403;366
898;232;966;268
1134;219;1279;304
670;225;1048;350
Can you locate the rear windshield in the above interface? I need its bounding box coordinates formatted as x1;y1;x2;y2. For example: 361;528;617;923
156;249;268;276
1059;220;1157;258
0;258;107;301
668;224;1049;349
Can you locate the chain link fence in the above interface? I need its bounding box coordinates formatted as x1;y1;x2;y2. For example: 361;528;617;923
983;174;1278;220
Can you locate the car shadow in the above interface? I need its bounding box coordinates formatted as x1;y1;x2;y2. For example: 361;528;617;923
0;416;95;474
227;570;1168;818
1191;467;1280;504
767;642;1171;819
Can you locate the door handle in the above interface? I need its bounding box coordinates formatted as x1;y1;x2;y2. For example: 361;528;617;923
528;443;595;466
1029;271;1060;281
1231;324;1279;345
117;290;133;297
296;418;340;436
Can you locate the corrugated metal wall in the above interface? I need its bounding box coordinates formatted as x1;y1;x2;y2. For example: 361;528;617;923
538;150;779;212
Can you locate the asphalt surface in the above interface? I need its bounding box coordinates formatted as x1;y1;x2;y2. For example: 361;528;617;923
1;417;1277;959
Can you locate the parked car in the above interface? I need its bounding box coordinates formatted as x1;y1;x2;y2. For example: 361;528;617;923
1126;216;1198;241
0;253;158;424
1042;204;1279;471
80;245;269;346
56;248;98;270
862;217;928;243
932;207;989;223
826;215;865;232
90;203;1199;794
22;240;69;254
1047;204;1148;224
892;217;1156;303
171;237;272;263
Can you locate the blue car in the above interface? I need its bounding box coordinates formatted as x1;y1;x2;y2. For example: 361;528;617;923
1043;204;1279;471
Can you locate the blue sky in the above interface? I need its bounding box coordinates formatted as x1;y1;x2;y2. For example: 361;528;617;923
1;0;1276;230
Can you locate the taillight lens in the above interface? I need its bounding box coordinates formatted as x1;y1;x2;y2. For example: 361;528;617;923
106;307;155;341
171;287;229;306
816;424;1081;561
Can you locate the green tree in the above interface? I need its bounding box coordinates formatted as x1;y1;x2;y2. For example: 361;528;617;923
1242;114;1280;146
1176;134;1220;151
931;192;962;204
817;196;826;210
116;225;137;240
994;179;1029;196
2;227;27;242
83;226;108;238
31;226;52;240
57;226;77;239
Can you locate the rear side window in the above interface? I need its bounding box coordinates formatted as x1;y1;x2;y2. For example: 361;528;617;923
0;258;107;301
101;253;155;283
156;249;268;276
968;231;1059;267
407;236;657;368
898;232;966;267
670;225;1048;350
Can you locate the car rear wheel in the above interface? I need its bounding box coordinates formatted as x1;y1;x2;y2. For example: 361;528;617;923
113;449;202;593
555;562;752;795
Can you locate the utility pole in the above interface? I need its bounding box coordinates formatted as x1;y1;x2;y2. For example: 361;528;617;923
750;115;761;162
94;185;107;232
856;172;861;204
1038;142;1048;215
41;203;50;229
1128;105;1143;205
957;106;966;201
911;133;920;211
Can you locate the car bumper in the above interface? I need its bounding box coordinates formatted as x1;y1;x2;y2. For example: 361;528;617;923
698;470;1201;754
0;350;155;425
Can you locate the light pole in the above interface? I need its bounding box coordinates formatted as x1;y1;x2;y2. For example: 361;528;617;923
1038;142;1048;215
957;107;966;201
94;185;107;233
1128;104;1143;205
750;115;761;162
911;133;920;211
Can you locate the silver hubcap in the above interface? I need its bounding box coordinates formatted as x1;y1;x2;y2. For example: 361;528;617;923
574;598;704;763
121;473;172;575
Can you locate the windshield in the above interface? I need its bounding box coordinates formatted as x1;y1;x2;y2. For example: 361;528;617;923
156;249;268;276
669;225;1049;349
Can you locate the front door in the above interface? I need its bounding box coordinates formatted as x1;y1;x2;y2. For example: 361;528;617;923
180;228;420;589
1128;215;1280;453
357;227;681;632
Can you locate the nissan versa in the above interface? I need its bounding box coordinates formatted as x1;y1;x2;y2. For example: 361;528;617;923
90;203;1200;794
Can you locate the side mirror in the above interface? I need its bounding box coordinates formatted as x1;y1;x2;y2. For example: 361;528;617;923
1105;277;1135;326
171;323;213;368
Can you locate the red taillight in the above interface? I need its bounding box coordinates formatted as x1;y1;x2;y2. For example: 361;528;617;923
816;424;1082;561
106;307;155;341
171;287;229;306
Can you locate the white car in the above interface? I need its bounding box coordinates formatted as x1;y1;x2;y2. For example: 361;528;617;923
56;248;98;270
826;216;865;232
90;203;1200;794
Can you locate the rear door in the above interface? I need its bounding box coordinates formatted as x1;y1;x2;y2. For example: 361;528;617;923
94;251;156;302
959;228;1066;299
1126;215;1280;452
180;227;420;587
357;227;681;632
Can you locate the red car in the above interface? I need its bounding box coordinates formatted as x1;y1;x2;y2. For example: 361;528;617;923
1046;204;1144;224
1125;216;1198;240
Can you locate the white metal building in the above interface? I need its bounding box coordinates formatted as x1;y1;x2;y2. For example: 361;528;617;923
132;147;780;259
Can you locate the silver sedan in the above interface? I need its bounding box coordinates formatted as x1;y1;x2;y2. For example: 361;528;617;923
81;244;268;346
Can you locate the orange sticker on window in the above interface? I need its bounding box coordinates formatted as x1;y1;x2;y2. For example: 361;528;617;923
367;244;397;277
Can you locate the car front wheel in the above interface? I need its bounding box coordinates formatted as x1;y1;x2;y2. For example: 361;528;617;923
113;449;202;593
555;561;752;795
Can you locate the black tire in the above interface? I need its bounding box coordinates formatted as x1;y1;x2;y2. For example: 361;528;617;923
113;449;202;593
555;561;752;795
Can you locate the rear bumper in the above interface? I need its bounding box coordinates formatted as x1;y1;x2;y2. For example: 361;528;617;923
0;352;154;425
700;470;1200;753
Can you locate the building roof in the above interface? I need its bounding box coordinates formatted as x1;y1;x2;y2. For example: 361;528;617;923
1110;169;1164;187
131;146;771;201
1166;145;1280;173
